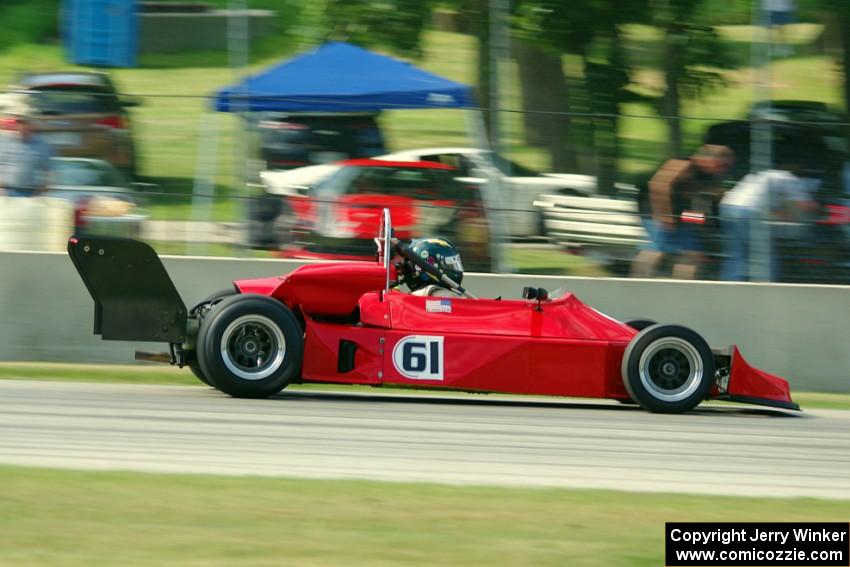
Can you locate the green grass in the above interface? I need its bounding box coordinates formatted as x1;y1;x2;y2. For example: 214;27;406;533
0;0;59;52
1;362;848;410
0;466;847;567
506;246;609;276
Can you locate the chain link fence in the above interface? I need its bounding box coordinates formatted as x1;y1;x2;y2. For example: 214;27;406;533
1;4;849;284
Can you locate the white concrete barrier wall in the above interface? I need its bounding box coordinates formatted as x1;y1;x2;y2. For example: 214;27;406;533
0;197;74;252
1;250;848;393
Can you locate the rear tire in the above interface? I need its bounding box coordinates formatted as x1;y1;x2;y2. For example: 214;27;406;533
191;288;238;316
621;324;714;413
188;288;239;386
197;294;303;398
189;364;211;386
626;319;656;332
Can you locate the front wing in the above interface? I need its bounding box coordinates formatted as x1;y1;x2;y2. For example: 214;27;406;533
720;347;800;410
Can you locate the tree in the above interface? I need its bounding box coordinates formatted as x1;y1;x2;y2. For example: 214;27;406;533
819;0;850;121
653;0;733;158
317;0;432;57
514;0;649;193
513;40;579;171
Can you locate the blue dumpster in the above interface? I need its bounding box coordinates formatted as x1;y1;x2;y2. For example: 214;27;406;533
65;0;137;67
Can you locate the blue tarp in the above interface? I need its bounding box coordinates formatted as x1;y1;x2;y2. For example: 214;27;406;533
214;42;474;113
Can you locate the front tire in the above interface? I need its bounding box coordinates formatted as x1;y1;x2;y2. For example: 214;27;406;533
617;320;657;403
197;294;303;398
621;324;714;413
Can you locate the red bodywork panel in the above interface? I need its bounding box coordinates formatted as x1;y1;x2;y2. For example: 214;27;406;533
387;292;635;341
234;263;796;410
302;321;384;385
299;289;635;399
727;346;795;406
381;292;633;398
234;261;388;317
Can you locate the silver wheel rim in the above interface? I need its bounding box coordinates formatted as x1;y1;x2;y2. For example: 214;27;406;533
638;337;703;402
220;314;286;381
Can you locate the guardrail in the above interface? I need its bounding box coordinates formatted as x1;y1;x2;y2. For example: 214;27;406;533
0;250;848;393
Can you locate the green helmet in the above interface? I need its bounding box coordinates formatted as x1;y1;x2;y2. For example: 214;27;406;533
402;237;464;291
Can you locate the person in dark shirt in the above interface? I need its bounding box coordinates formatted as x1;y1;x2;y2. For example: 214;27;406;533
630;144;734;279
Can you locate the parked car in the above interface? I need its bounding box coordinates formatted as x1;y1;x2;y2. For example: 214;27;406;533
376;147;599;237
706;100;849;197
275;158;492;271
257;112;385;170
0;71;140;178
47;157;147;238
260;163;340;197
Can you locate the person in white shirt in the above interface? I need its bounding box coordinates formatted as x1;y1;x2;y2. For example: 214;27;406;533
719;159;815;281
0;114;53;196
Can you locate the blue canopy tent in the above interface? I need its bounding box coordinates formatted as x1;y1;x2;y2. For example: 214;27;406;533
213;41;474;113
198;42;506;270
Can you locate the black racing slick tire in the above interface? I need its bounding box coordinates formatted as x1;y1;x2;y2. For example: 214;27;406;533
616;320;657;404
625;319;656;332
188;288;239;386
190;288;238;316
196;294;303;398
621;324;714;414
189;364;211;386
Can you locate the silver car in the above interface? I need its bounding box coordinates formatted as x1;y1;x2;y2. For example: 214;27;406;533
47;158;147;238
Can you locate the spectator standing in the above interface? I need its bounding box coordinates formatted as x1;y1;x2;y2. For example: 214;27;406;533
0;115;53;197
631;144;734;279
719;160;815;281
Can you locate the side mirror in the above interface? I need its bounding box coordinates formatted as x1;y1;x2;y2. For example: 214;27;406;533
522;287;549;301
522;287;549;311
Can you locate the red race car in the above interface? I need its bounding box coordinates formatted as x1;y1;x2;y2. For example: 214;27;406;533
276;158;492;271
68;210;798;413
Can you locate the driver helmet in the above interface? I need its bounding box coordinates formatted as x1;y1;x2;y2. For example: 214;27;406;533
402;237;464;291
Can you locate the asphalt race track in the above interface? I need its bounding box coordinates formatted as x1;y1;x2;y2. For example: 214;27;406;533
1;380;849;499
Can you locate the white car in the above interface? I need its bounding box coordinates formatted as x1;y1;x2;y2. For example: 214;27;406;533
375;147;598;236
259;163;341;197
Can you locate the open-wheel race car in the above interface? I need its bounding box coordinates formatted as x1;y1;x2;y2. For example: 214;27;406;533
67;210;798;414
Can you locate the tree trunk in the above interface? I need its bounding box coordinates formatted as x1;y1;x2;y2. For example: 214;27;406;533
593;114;619;197
514;41;578;171
662;24;683;158
584;25;624;196
841;10;850;123
475;6;494;141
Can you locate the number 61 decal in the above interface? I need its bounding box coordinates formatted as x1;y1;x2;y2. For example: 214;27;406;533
391;335;444;380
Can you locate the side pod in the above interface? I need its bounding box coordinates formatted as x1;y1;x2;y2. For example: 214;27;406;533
68;236;188;343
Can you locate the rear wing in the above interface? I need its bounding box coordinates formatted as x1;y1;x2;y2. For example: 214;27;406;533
68;236;187;343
